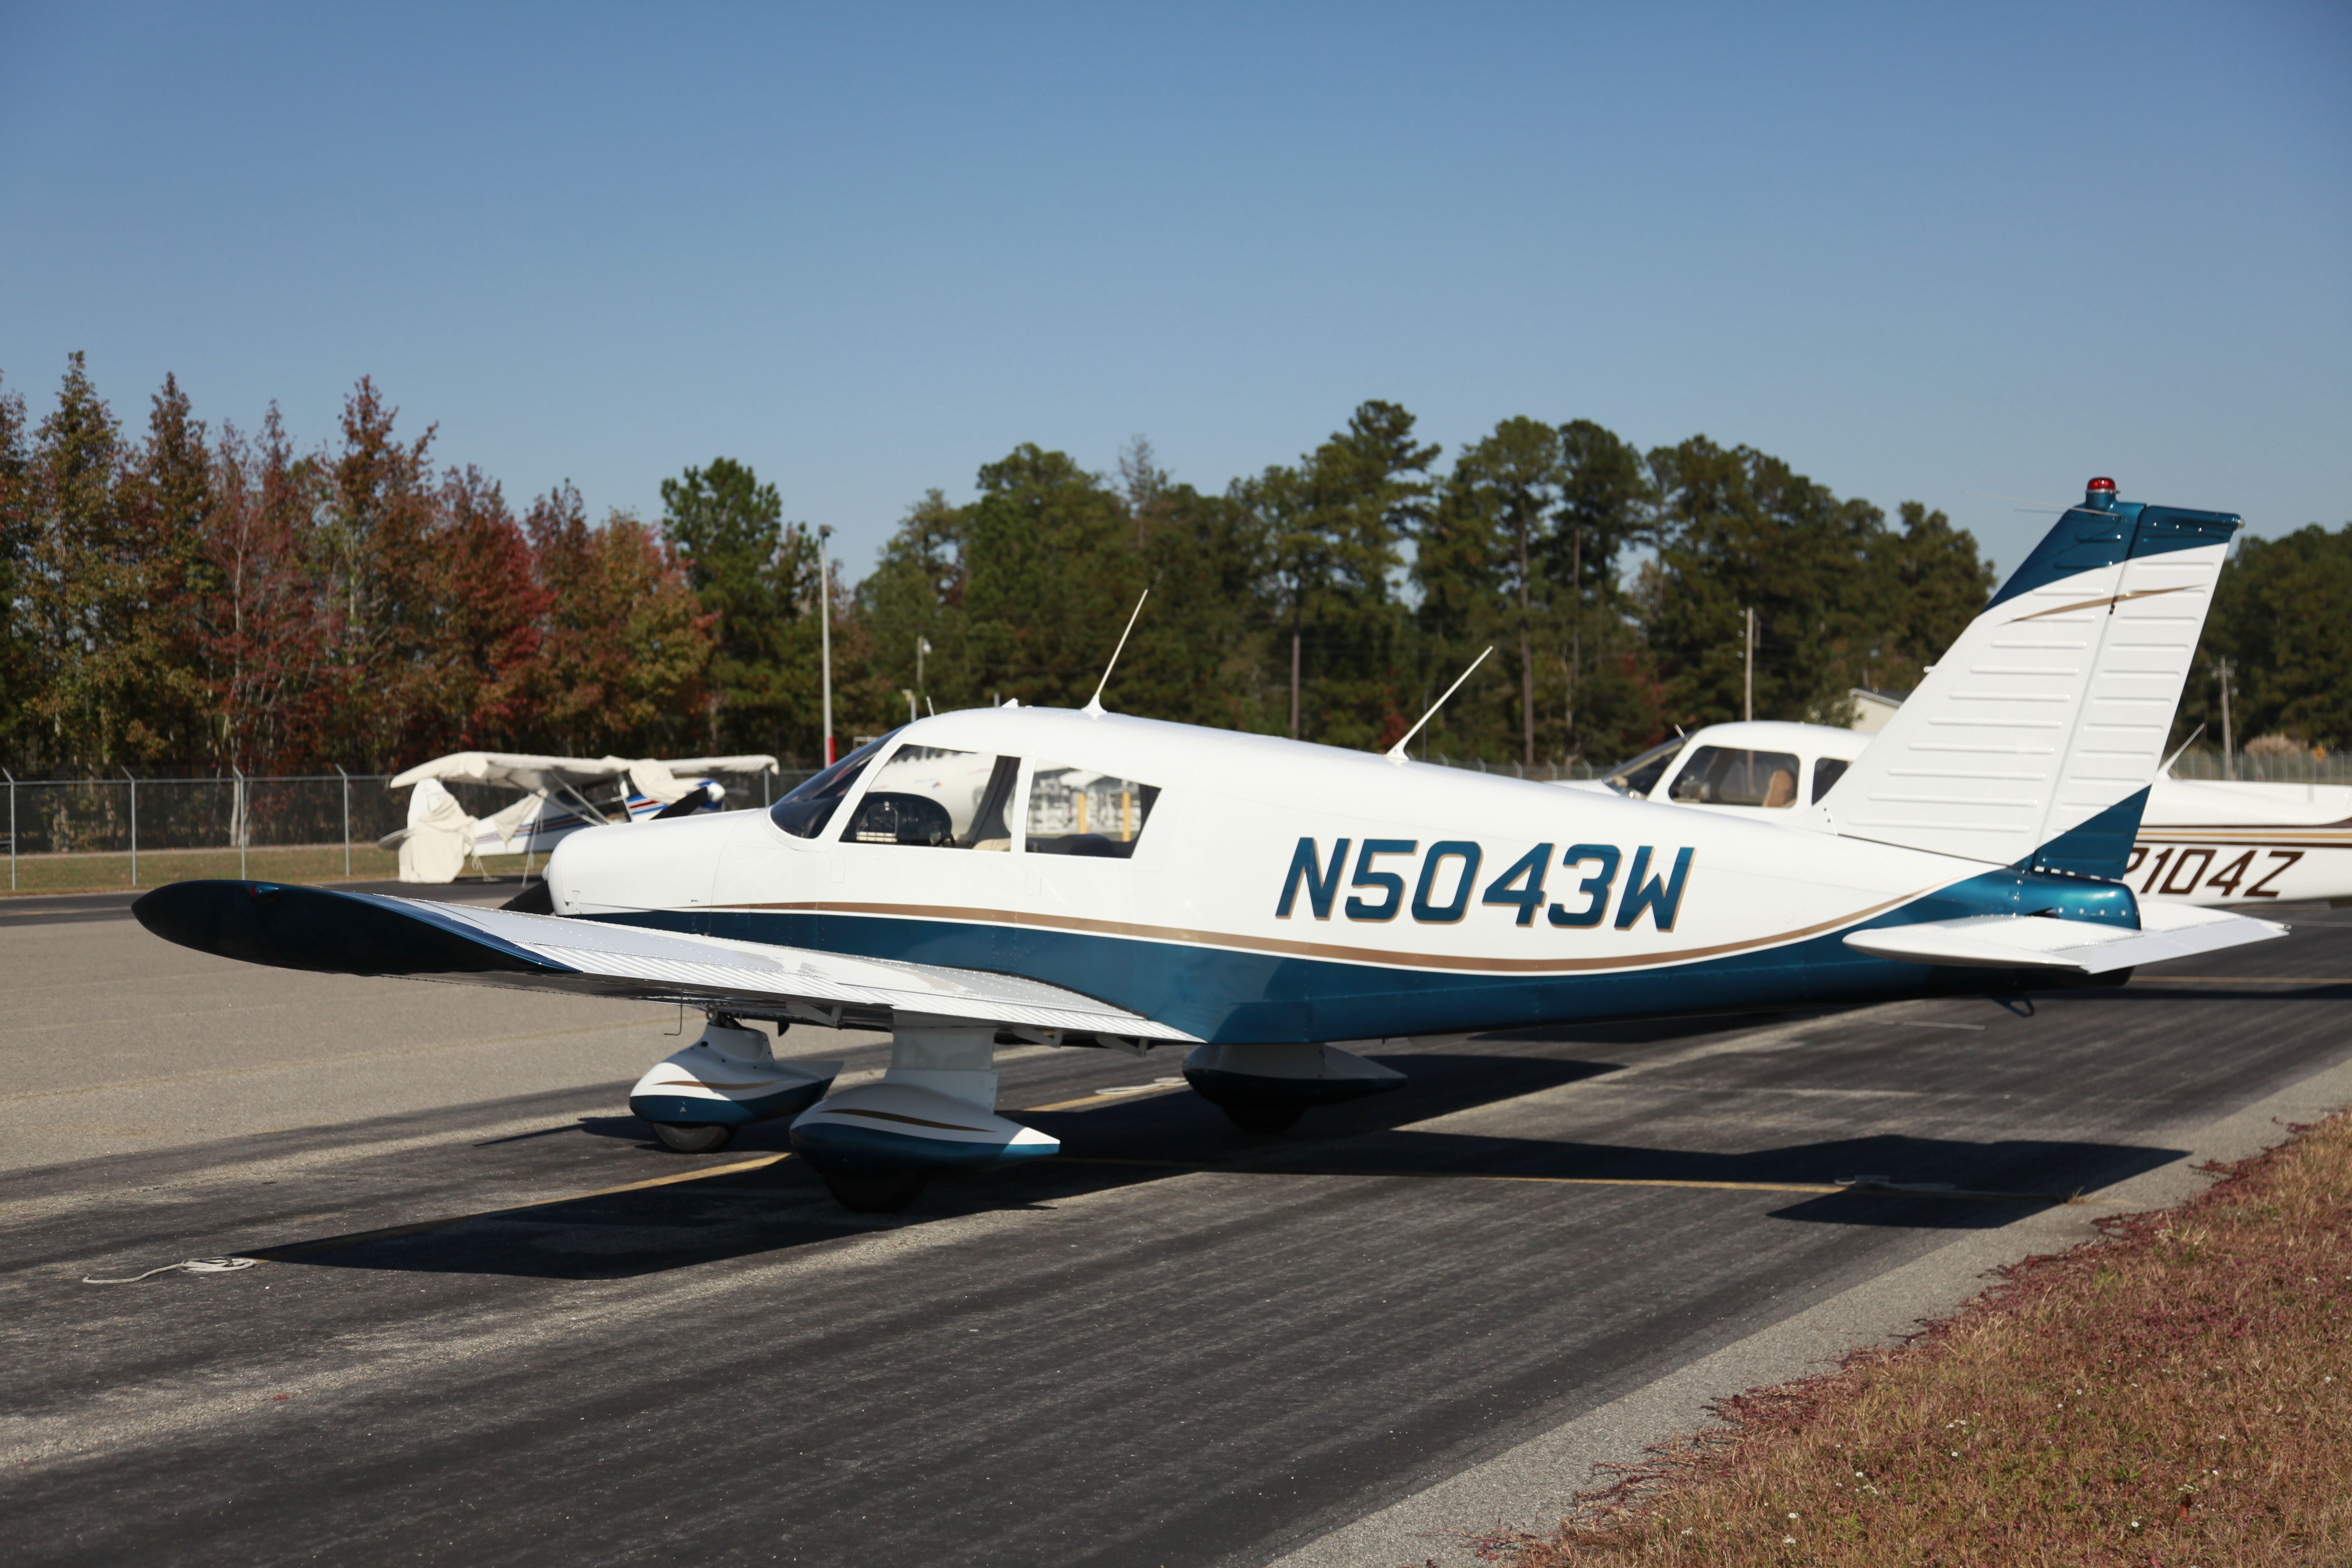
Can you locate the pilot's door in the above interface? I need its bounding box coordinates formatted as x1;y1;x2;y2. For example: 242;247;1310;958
828;742;1025;968
1014;758;1163;999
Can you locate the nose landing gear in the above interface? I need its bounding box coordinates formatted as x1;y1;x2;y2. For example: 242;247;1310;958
629;1019;840;1152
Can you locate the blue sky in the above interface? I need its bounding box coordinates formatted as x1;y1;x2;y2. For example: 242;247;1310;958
3;2;2346;583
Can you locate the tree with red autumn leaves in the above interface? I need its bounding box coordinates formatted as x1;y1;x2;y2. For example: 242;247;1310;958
0;362;717;774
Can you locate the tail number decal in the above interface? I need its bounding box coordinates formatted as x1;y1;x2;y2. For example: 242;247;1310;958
1277;838;1692;929
2127;843;2304;900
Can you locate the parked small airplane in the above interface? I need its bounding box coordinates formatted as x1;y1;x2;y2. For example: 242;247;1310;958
1587;720;2352;909
136;481;2283;1212
379;752;778;882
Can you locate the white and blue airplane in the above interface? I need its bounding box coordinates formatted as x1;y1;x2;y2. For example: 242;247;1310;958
134;480;2283;1212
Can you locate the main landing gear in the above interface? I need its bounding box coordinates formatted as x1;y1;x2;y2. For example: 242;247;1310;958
787;1016;1058;1213
1181;1042;1407;1134
630;1020;1415;1211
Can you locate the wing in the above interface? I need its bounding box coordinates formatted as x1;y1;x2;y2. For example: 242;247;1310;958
132;881;1199;1045
1842;901;2286;974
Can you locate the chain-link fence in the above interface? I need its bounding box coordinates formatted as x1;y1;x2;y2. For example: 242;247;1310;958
1425;756;1605;781
0;766;815;893
2160;748;2352;785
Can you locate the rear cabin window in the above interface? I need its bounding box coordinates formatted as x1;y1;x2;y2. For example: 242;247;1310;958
1669;746;1803;809
1811;756;1852;803
841;745;1021;848
768;732;897;838
1606;739;1685;797
1025;766;1160;858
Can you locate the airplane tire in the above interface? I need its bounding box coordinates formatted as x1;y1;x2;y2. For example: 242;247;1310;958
650;1122;735;1154
823;1170;930;1213
1218;1096;1305;1135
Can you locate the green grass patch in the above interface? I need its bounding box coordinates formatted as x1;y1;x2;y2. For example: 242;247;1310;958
1480;1112;2352;1566
0;844;533;895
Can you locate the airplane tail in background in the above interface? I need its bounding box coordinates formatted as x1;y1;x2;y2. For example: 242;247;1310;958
1819;478;2238;875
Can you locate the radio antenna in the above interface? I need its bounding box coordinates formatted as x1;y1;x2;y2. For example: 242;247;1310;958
2160;721;2204;777
1084;589;1149;717
1385;646;1492;762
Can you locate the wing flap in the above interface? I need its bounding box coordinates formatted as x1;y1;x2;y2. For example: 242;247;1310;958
132;880;1199;1044
1843;902;2286;974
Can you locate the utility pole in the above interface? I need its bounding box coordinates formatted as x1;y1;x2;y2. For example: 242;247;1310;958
1567;522;1582;754
1517;505;1535;769
1290;627;1302;741
818;525;835;765
2218;658;2235;780
1743;607;1756;723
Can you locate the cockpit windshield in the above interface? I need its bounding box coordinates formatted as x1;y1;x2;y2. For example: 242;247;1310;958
1604;738;1685;798
768;730;900;839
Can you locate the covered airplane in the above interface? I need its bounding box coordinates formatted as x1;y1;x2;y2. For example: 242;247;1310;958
379;752;779;882
136;481;2283;1213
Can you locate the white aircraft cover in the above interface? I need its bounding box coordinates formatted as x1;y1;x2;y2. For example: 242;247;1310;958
395;779;476;882
1842;901;2285;973
389;752;778;797
380;897;1202;1042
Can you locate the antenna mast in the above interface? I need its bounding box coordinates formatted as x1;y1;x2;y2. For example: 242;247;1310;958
1386;647;1493;762
1084;589;1150;717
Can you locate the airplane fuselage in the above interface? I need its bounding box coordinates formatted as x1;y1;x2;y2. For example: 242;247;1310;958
546;706;2101;1045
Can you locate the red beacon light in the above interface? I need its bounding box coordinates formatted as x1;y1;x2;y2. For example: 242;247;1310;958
2084;476;2119;509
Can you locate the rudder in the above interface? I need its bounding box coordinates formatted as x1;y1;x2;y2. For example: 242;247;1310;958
1819;479;2237;871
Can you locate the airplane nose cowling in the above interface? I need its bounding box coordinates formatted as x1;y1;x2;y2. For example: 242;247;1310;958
547;807;738;914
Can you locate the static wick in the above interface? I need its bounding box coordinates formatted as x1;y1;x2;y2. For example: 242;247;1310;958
1386;647;1493;762
1084;588;1150;717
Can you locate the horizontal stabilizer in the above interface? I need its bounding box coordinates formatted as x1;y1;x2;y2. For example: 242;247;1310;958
132;881;1200;1043
1843;900;2285;974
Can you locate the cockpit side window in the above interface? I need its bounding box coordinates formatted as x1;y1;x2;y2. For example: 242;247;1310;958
768;731;898;839
1811;756;1852;803
841;745;1021;849
1669;745;1803;808
1605;739;1685;798
1025;765;1159;858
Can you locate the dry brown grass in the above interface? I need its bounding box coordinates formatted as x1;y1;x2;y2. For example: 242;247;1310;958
1477;1112;2352;1567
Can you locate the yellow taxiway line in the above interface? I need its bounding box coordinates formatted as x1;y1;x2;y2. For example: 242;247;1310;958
2133;975;2352;985
251;1153;797;1260
239;1064;2086;1264
1048;1156;2086;1204
248;1084;1184;1259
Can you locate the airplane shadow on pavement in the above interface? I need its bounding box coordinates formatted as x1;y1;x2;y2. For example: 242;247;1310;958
268;1047;2182;1282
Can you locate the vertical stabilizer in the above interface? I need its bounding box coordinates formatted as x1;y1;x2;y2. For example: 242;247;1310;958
1820;479;2237;872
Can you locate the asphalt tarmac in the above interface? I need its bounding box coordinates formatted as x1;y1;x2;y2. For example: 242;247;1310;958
4;899;2348;1566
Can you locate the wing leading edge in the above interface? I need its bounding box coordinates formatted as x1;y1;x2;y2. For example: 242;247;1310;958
131;880;1199;1045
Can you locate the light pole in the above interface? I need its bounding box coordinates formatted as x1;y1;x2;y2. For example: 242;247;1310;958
818;524;835;765
916;636;931;714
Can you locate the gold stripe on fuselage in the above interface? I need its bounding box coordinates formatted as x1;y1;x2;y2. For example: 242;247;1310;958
703;892;1926;976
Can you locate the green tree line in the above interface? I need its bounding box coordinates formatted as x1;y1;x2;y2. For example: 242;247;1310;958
9;355;2330;776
